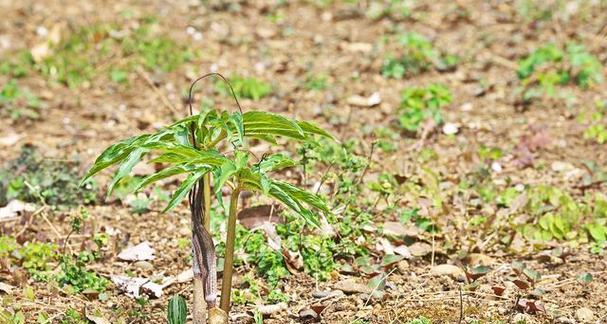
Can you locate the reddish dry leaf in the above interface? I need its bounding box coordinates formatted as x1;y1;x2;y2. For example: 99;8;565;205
512;279;530;290
491;286;505;296
517;298;545;314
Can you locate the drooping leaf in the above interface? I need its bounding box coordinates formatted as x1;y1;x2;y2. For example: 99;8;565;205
80;134;150;185
297;120;334;140
243;111;305;140
108;148;148;195
164;170;208;212
134;163;208;193
271;180;330;214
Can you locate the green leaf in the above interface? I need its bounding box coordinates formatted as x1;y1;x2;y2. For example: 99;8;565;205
256;153;295;173
164;170;207;212
577;272;593;284
229;111;244;145
268;182;318;226
80;134;149;185
297;120;334;139
271;180;330;214
134;164;207;193
243;111;305;140
108;148;148;195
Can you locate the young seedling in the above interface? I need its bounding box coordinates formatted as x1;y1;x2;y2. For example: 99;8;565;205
81;73;333;323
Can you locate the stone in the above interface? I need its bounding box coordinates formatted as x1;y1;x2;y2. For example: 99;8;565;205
575;307;594;322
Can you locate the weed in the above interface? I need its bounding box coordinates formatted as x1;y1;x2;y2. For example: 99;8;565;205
408;316;431;324
398;84;452;132
0;145;98;206
215;75;272;100
57;255;109;293
580;101;607;144
517;43;603;103
0;80;41;121
303;74;328;91
16;242;57;273
60;308;86;324
381;33;455;78
34;18;193;87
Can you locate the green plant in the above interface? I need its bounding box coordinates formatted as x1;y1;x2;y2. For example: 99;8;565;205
17;242;57;273
398;84;452;132
35;18;193;87
381;32;456;79
0;80;41;121
408;316;431;324
517;43;603;103
0;145;97;206
303;74;328;91
215;75;272;100
82;74;333;321
580;101;607;144
167;295;188;324
60;308;86;324
56;255;109;293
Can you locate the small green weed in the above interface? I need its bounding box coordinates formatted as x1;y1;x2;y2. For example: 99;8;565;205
398;84;452;132
0;80;41;121
215;75;272;100
0;145;98;206
517;43;603;103
57;254;109;293
382;33;457;78
303;74;328;91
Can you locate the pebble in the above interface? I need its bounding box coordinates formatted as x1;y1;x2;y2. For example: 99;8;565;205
430;264;465;280
334;278;371;294
312;290;331;298
575;307;594;322
133;261;154;271
442;123;459;135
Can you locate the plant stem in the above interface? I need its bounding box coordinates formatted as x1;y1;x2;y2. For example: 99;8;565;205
203;174;211;230
192;278;206;324
219;186;240;312
206;130;227;149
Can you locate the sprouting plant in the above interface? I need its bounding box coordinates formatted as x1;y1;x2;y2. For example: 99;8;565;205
82;73;333;322
381;33;455;78
517;43;603;103
398;84;452;132
0;80;41;121
215;75;272;100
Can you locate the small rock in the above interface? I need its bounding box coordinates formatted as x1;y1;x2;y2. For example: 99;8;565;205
442;123;459;135
430;264;465;280
512;313;530;323
575;307;594;322
257;302;287;315
0;133;21;147
555;316;575;324
133;261;154;271
347;92;381;107
551;161;574;172
334;278;371;294
408;242;432;257
299;308;319;320
312;290;330;298
396;260;409;274
491;162;502;173
393;245;412;259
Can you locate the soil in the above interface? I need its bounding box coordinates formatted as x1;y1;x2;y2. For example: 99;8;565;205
1;0;606;323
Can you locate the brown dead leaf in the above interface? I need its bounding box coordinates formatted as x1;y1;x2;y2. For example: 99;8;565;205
238;204;282;230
